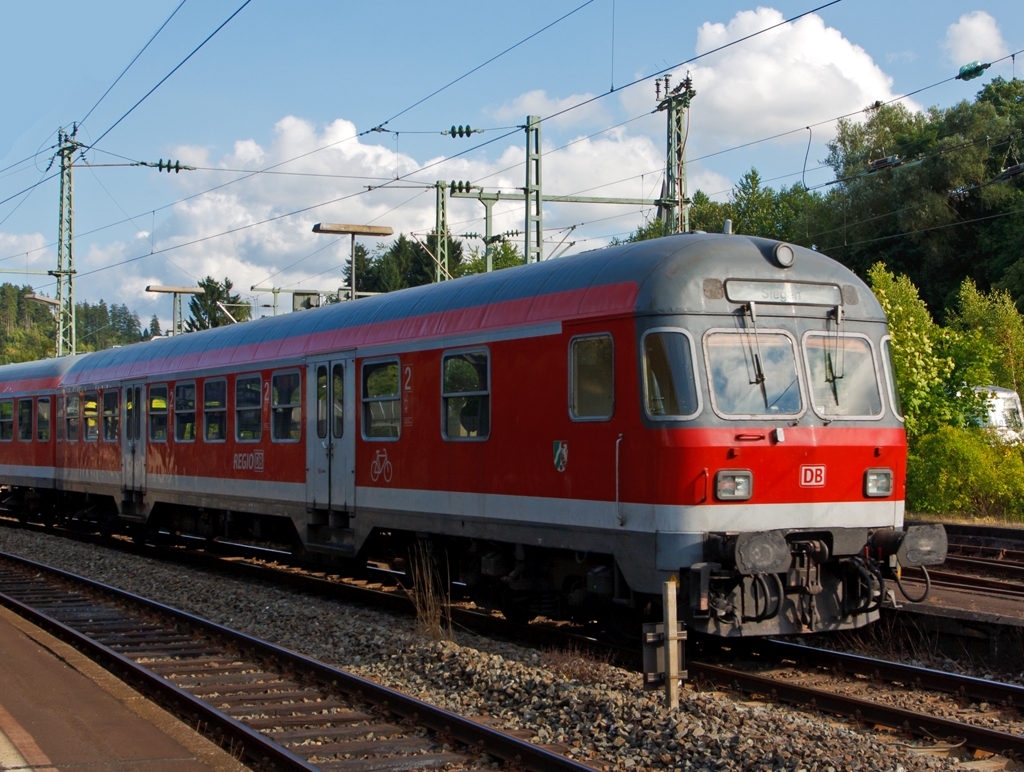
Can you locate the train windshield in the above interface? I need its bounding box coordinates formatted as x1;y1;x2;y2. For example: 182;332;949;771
803;334;882;418
705;331;802;417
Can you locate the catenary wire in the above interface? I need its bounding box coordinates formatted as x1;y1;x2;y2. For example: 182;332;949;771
87;0;254;150
2;0;597;261
78;0;189;129
370;0;596;130
823;207;1024;251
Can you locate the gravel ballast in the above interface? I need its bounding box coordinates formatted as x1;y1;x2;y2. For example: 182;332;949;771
0;528;959;771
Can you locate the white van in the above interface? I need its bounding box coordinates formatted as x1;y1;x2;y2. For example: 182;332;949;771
975;386;1024;441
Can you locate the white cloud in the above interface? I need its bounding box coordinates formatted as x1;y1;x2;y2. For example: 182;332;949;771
942;11;1008;67
0;232;52;289
622;8;912;151
45;112;673;318
490;89;608;127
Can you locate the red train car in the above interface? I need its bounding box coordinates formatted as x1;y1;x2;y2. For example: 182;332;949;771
0;233;946;636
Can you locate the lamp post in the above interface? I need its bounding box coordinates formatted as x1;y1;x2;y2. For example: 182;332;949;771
145;285;206;335
311;223;393;302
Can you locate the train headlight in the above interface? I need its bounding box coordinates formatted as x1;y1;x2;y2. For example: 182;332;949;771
864;468;893;497
716;470;752;501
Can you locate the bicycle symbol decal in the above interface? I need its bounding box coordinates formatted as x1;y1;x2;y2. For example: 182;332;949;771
370;448;393;483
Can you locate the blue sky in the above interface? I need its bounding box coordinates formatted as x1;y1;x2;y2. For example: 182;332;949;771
0;1;1021;327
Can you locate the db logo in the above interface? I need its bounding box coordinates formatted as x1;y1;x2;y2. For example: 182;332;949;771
800;465;826;487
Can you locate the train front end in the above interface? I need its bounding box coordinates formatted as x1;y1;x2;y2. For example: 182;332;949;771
635;235;946;636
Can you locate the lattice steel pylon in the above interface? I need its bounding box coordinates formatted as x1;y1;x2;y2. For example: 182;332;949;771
524;115;543;263
435;181;450;282
656;74;696;235
54;126;81;357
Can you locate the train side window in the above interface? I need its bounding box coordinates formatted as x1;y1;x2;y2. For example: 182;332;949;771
642;330;701;420
362;359;400;439
271;370;302;442
204;379;227;442
125;390;134;442
103;391;119;441
0;400;12;441
56;396;64;441
17;398;32;441
570;334;614;420
83;391;99;441
174;382;196;441
235;375;262;442
442;350;489;440
66;394;81;441
37;398;51;442
149;385;168;442
332;364;344;439
316;366;328;439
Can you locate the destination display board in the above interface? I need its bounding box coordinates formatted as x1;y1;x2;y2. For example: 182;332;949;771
725;280;842;306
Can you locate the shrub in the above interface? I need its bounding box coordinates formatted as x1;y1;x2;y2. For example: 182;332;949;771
907;426;1024;520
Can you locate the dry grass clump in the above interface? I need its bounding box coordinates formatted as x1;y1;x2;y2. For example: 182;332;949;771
541;643;616;684
404;542;453;641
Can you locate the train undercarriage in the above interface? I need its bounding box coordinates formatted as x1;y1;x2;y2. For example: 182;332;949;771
0;485;946;639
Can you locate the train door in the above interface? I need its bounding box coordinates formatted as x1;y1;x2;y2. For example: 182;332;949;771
307;356;355;512
122;382;146;494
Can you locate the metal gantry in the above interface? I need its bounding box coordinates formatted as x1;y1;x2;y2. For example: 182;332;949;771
446;90;696;270
656;73;697;235
524;115;544;263
55;126;82;357
435;181;450;282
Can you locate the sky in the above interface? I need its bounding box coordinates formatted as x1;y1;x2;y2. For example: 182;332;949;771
0;0;1021;330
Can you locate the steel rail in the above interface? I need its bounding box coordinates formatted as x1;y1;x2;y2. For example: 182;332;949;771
0;576;317;771
689;661;1024;757
9;515;1024;755
755;639;1024;706
0;550;595;772
902;567;1024;598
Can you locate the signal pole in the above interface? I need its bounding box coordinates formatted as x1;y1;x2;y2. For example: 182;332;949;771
54;125;82;357
655;73;696;235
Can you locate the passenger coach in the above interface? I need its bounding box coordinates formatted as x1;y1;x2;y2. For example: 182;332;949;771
0;233;946;637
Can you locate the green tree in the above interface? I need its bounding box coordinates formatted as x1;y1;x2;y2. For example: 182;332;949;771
612;218;669;244
868;263;991;442
950;278;1024;391
688;190;733;235
147;314;162;338
819;86;1024;312
340;243;371;294
0;283;55;364
185;276;252;332
76;299;143;351
455;240;523;275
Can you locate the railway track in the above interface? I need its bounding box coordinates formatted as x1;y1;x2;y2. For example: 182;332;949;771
0;549;594;772
5;516;1024;763
691;638;1024;758
902;523;1024;599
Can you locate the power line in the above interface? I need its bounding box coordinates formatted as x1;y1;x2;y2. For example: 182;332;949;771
540;0;844;126
87;0;254;150
58;129;520;285
823;207;1024;251
0;172;60;210
370;0;597;130
79;0;189;128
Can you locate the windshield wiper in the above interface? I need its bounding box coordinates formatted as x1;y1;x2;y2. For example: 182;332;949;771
824;304;845;405
746;302;769;409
